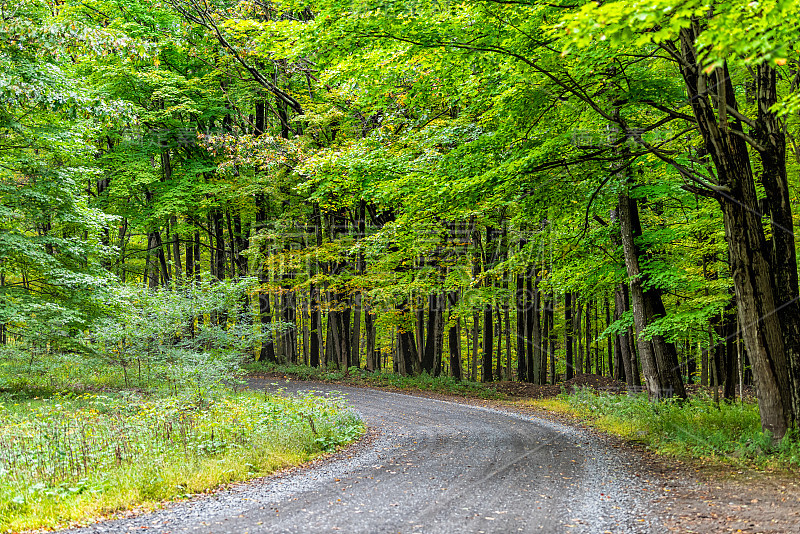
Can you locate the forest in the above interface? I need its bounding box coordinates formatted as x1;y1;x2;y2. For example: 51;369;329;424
3;0;800;448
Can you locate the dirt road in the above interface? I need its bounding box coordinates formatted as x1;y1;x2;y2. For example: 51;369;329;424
68;380;662;533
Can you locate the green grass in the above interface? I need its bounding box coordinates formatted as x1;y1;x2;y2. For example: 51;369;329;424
245;361;505;399
0;353;364;532
528;388;800;469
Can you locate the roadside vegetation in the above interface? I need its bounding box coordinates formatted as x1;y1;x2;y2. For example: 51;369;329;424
0;284;364;533
530;389;800;471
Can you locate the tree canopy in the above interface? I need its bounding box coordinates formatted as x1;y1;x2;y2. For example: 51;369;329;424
3;0;800;438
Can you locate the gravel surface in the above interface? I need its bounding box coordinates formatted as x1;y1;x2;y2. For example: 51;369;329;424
64;380;664;533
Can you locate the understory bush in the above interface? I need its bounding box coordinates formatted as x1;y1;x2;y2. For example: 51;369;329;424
0;282;366;531
0;279;278;397
559;388;800;467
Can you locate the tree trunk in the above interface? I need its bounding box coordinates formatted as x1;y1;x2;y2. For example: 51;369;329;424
614;283;638;393
302;294;309;365
281;287;297;363
723;305;738;401
525;268;536;383
547;293;555;385
504;296;512;382
575;298;583;375
396;299;418;376
225;210;236;278
325;298;351;370
755;62;800;426
482;302;494;383
146;232;159;289
448;291;462;381
171;216;182;282
416;299;425;364
565;291;574;380
471;309;479;382
259;289;276;362
365;305;377;371
584;298;592;375
309;206;322;367
255;193;276;362
212;209;226;280
424;292;446;376
701;340;709;386
606;297;613;377
678;26;791;436
495;305;503;380
352;292;362;369
234;213;249;277
310;284;321;367
193;230;201;282
618;187;685;399
516;272;527;381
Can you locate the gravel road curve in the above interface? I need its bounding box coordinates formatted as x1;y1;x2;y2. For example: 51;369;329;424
66;380;662;534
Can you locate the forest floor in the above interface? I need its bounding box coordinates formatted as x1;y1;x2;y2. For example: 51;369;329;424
251;369;800;533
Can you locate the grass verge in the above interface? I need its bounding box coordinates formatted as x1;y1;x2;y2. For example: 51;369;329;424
0;387;363;532
527;387;800;470
245;361;505;399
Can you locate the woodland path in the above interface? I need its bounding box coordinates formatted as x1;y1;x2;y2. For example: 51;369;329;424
67;380;662;534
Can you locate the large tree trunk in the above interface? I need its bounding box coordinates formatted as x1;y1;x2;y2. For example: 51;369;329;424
677;27;792;436
618;188;685;399
754;63;800;425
